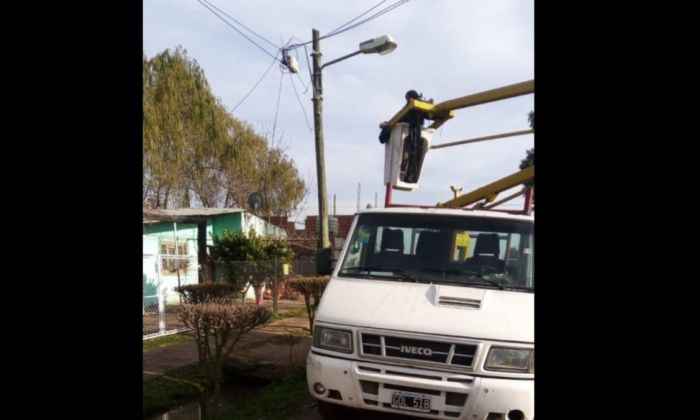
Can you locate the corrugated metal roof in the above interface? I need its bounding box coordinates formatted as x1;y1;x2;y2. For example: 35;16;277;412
143;207;244;222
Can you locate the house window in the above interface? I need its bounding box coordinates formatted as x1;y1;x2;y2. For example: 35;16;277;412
160;242;189;274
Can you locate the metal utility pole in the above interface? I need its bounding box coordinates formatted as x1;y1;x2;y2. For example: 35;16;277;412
312;28;331;249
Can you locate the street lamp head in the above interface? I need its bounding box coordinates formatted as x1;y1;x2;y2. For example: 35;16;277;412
359;35;397;55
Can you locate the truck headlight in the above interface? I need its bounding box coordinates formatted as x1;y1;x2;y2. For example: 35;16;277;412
313;326;353;353
484;347;534;373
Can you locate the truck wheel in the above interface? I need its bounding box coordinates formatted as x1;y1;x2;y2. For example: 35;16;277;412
318;400;344;419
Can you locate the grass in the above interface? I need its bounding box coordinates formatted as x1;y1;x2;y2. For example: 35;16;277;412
143;304;312;418
143;304;306;352
143;332;193;351
143;363;205;417
269;306;307;322
220;367;314;420
144;364;313;419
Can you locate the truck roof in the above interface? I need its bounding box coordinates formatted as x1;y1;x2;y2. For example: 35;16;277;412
357;207;534;222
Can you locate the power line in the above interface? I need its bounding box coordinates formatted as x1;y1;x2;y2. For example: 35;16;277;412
303;44;313;82
231;52;280;113
198;0;280;61
286;38;313;82
286;0;410;49
202;0;279;50
289;72;313;131
282;38;311;92
295;71;310;93
324;0;389;37
324;0;410;39
271;69;284;143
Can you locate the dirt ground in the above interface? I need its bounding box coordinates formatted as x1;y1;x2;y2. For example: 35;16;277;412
143;298;306;336
143;299;416;419
143;299;311;381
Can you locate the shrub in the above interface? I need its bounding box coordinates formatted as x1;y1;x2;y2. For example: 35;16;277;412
178;299;271;415
287;276;330;330
175;283;240;304
277;282;302;300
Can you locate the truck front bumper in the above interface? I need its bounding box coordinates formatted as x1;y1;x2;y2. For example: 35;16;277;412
307;351;533;420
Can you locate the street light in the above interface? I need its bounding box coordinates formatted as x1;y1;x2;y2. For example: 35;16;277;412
311;29;397;250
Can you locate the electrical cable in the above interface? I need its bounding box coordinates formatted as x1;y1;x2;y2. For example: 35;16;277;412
271;69;285;143
198;0;280;61
202;0;279;50
285;0;410;49
324;0;410;38
289;73;313;131
231;52;280;113
324;0;389;37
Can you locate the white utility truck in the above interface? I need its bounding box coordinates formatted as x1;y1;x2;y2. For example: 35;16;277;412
308;81;535;420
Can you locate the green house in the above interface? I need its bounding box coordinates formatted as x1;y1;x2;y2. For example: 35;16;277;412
143;208;286;307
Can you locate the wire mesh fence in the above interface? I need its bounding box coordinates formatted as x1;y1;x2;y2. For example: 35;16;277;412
214;258;318;308
143;253;198;339
144;257;318;338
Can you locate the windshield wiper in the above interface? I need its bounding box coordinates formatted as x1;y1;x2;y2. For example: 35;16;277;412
460;270;507;290
419;268;505;290
343;267;418;283
420;268;465;276
500;284;535;292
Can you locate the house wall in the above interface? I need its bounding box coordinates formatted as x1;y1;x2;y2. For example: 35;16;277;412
143;222;198;237
143;222;199;305
211;213;243;239
242;213;287;238
143;235;160;256
143;212;287;305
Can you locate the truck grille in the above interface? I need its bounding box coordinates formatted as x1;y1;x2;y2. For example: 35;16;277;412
360;332;477;368
356;364;475;417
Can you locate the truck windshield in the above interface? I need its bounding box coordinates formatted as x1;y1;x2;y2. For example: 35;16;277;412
338;213;534;291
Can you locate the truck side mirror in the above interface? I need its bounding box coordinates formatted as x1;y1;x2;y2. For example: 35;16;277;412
316;247;333;275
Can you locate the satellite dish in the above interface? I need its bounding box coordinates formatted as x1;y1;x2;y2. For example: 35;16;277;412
248;192;263;212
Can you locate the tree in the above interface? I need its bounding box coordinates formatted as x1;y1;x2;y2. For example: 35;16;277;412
520;111;534;189
218;130;308;216
212;228;295;309
520;111;534;170
256;147;307;219
177;296;271;417
211;228;267;298
519;148;534;170
144;47;209;208
143;47;307;216
287;276;330;330
262;236;295;311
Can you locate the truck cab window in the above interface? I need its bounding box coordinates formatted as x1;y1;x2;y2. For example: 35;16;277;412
339;213;533;290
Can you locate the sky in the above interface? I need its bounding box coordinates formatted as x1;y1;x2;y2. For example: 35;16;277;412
143;0;534;223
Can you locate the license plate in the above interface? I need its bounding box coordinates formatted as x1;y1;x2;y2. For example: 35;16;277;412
390;391;431;412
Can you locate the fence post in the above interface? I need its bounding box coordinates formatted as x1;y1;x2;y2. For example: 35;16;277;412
272;256;278;312
158;276;165;335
